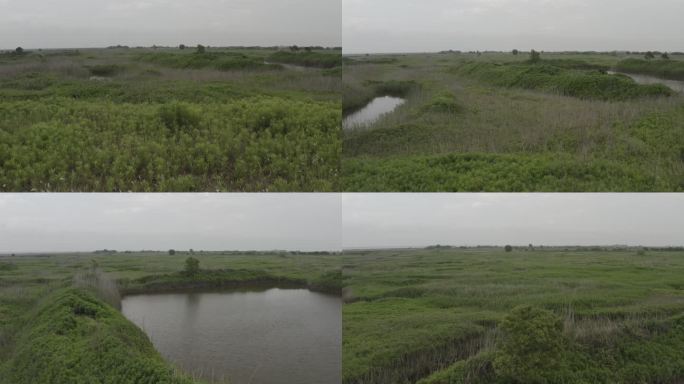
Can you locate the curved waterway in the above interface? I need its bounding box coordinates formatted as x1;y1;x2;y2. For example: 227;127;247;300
608;71;684;93
121;288;341;384
343;96;406;130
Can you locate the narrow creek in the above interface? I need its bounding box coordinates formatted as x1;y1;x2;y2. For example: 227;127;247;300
121;287;341;384
608;71;684;93
343;96;406;130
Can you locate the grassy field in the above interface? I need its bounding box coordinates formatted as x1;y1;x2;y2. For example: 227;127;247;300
342;52;684;191
0;46;342;191
0;251;341;383
342;247;684;384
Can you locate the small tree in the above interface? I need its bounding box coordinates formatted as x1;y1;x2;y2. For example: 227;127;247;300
179;44;186;50
184;257;200;276
662;52;670;60
168;249;176;255
505;245;513;252
290;45;299;52
512;49;519;56
196;44;206;54
15;47;24;54
529;49;541;63
645;51;655;59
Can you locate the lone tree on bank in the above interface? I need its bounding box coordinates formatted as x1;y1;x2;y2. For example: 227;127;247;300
15;47;24;54
179;44;186;50
505;245;513;252
645;51;655;59
196;44;206;54
169;249;176;255
512;49;519;56
529;49;541;63
184;257;200;276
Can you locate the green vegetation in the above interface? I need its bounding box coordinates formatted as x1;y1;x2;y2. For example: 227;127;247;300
0;47;341;191
342;52;684;191
343;247;684;383
453;61;672;100
137;51;277;71
615;58;684;81
267;50;342;69
184;257;200;276
1;288;195;384
0;251;341;382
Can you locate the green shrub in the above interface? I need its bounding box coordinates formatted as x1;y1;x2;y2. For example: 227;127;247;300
87;64;124;76
416;361;466;384
184;257;200;276
494;305;566;384
424;92;461;114
158;102;201;131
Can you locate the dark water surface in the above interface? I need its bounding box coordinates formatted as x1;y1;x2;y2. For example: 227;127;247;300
122;288;341;384
343;96;406;130
608;71;684;93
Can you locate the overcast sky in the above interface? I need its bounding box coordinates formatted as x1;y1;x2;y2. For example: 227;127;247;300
344;0;684;53
0;194;341;253
0;0;341;49
342;194;684;248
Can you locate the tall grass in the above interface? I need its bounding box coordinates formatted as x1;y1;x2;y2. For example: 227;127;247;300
342;54;684;191
73;264;121;310
343;248;684;383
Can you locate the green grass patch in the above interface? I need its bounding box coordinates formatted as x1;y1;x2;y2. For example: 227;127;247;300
267;51;342;69
615;58;684;80
343;248;684;383
0;97;340;191
137;51;278;71
453;61;672;101
0;287;196;384
342;152;680;192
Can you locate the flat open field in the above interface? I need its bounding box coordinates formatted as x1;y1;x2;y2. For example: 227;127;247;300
342;247;684;383
0;47;341;191
0;251;341;383
342;52;684;191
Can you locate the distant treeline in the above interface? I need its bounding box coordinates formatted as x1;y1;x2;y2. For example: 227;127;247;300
423;245;684;251
104;44;341;50
438;50;684;55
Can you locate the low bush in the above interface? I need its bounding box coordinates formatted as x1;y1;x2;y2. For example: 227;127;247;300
494;306;566;383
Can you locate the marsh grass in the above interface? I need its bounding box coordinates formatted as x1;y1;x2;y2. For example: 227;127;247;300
343;248;684;383
0;48;341;191
615;58;684;80
73;265;122;310
342;53;684;191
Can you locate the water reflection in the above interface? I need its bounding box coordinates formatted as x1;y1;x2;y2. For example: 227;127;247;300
122;288;341;384
343;96;406;130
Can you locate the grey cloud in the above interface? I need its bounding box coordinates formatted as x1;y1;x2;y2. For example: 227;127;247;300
342;194;684;248
0;194;342;253
343;0;684;53
0;0;341;49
